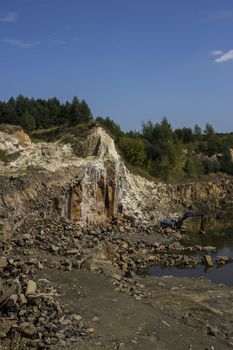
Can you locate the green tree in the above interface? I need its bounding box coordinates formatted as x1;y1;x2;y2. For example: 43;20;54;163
47;97;61;125
69;96;81;125
158;155;172;181
96;117;123;141
184;158;195;175
174;127;193;143
206;135;222;156
174;128;184;141
194;124;202;141
33;99;50;128
79;100;92;122
119;136;145;167
21;111;36;132
16;95;30;117
203;159;220;174
142;118;173;144
204;123;215;140
2;98;19;124
184;157;204;176
160;117;173;140
220;147;233;175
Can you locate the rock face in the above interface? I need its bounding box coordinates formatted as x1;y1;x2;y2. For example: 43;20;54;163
0;125;233;235
58;161;122;224
0;128;31;154
0;126;124;229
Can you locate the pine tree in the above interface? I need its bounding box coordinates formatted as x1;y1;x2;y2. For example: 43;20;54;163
21;111;36;132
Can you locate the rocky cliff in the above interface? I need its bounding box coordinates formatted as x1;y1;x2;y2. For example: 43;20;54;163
0;125;232;241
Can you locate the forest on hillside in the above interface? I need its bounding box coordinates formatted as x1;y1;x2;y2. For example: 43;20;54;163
0;95;92;131
1;95;233;181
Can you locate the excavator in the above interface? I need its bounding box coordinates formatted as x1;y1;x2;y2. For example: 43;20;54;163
160;211;207;234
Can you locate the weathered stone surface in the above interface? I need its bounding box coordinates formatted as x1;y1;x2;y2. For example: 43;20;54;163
0;222;11;242
8;293;18;304
1;126;233;232
112;273;122;281
216;256;232;265
51;245;60;252
204;255;214;267
72;314;82;321
0;257;8;268
217;255;230;262
26;280;37;296
0;284;17;305
19;322;39;339
18;293;27;306
202;246;216;252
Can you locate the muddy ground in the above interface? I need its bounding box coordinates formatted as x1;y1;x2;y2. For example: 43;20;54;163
0;217;233;349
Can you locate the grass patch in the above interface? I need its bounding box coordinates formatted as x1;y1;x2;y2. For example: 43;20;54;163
0;124;22;134
25;165;45;175
0;149;21;165
31;121;97;143
125;163;160;183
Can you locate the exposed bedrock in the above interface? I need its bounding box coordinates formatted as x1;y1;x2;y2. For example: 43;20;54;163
0;126;233;240
55;160;123;224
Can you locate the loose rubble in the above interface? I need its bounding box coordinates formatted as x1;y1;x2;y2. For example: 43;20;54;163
1;214;233;348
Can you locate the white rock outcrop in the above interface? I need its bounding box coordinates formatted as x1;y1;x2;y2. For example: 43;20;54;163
0;126;232;230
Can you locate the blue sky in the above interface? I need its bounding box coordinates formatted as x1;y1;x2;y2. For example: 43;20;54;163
0;0;233;132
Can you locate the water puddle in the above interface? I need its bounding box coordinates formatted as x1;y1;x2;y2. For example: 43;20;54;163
149;215;233;285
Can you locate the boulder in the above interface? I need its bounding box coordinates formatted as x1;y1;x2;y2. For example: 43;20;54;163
18;293;27;306
19;322;39;340
0;284;17;305
0;257;8;268
204;255;213;267
112;273;122;281
216;256;232;265
26;280;37;296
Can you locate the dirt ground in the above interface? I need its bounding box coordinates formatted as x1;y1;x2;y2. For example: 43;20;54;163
38;268;233;350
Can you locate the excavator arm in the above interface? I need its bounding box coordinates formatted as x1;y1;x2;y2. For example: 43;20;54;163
160;211;207;233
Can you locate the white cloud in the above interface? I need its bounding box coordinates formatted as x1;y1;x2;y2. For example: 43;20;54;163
215;49;233;63
0;12;18;23
211;50;223;56
1;38;39;49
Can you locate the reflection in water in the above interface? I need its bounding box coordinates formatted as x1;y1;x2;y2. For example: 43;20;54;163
149;263;233;286
149;215;233;286
183;216;233;254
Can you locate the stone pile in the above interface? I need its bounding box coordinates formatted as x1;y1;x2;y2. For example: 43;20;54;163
5;216;231;277
1;214;233;348
0;272;91;349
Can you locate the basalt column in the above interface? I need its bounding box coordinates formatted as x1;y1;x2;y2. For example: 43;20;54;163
67;183;82;221
104;163;119;218
56;161;123;223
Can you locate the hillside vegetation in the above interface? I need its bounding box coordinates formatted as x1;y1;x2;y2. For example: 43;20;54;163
1;95;233;182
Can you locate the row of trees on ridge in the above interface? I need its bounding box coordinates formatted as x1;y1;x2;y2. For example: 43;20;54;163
1;95;233;180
